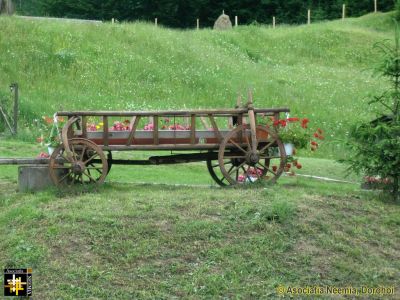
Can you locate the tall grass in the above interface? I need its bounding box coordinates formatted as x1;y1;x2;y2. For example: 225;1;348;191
0;12;395;158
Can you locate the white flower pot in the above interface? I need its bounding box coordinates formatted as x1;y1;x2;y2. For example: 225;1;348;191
284;143;294;156
47;146;55;155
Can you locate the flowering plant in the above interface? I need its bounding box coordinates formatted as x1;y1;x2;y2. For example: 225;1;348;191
37;116;65;147
272;117;324;151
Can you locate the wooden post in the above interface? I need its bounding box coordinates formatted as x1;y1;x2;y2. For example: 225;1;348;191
111;18;114;24
103;116;109;146
190;114;196;144
374;0;377;13
235;16;238;27
342;4;346;20
196;18;199;30
155;18;158;26
273;16;276;28
82;116;87;138
11;83;18;135
153;115;159;145
307;9;311;25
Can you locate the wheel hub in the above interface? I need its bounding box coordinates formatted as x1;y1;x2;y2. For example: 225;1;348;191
246;151;260;165
72;161;85;175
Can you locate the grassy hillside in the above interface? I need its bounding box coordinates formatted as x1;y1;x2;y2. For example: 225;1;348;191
0;12;396;157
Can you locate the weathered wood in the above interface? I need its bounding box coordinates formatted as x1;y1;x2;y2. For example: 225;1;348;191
62;116;79;158
126;116;140;145
208;114;222;142
57;107;290;117
103;116;109;146
101;144;239;151
82;116;87;138
12;83;18;135
248;109;257;151
200;116;209;129
190;114;196;144
0;105;14;134
0;158;50;165
153;115;159;145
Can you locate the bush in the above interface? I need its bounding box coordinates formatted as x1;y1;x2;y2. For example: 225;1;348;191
345;22;400;202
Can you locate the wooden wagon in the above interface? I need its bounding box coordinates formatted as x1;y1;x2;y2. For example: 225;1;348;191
49;101;290;186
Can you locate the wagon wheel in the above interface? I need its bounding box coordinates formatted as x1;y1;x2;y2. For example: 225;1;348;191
90;150;112;174
218;125;286;185
207;154;270;187
207;154;230;186
49;138;108;186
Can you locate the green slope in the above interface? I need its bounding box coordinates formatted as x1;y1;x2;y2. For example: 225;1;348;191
0;12;395;157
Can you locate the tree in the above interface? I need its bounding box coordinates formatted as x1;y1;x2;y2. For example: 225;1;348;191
345;22;400;202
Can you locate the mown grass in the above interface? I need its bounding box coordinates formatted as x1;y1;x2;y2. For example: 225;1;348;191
0;175;399;299
0;12;396;158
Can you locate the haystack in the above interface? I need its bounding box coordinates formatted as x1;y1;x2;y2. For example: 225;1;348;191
213;11;232;30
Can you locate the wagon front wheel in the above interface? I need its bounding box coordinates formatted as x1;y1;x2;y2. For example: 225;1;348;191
218;125;286;185
49;138;108;186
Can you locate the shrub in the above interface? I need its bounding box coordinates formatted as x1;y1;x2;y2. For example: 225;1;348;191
345;22;400;202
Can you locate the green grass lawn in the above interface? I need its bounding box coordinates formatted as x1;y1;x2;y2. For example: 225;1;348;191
0;138;399;299
0;173;399;298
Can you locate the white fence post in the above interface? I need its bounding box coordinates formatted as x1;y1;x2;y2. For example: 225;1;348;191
235;15;238;27
342;4;346;20
307;9;311;25
155;18;158;26
196;18;199;30
273;16;276;28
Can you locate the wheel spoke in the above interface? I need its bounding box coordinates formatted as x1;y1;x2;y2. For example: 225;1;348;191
259;139;277;154
79;145;87;161
229;161;246;176
83;171;96;182
58;170;72;183
241;166;251;181
51;165;72;169
84;152;99;165
87;165;103;174
245;135;251;150
227;165;235;175
259;155;281;159
228;138;248;154
71;144;78;161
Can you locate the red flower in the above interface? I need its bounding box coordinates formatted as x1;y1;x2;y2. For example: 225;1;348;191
317;135;325;140
313;133;319;138
311;141;318;146
36;137;44;143
43;116;53;124
272;165;278;172
279;120;287;127
287;117;299;122
317;128;323;134
273;120;280;126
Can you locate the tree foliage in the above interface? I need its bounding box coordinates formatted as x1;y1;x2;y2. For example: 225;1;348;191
16;0;396;27
345;22;400;202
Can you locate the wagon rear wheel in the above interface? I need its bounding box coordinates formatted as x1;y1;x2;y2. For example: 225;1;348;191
49;138;108;186
218;125;286;185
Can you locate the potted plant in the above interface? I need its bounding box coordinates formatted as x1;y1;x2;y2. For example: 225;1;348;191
37;116;64;154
